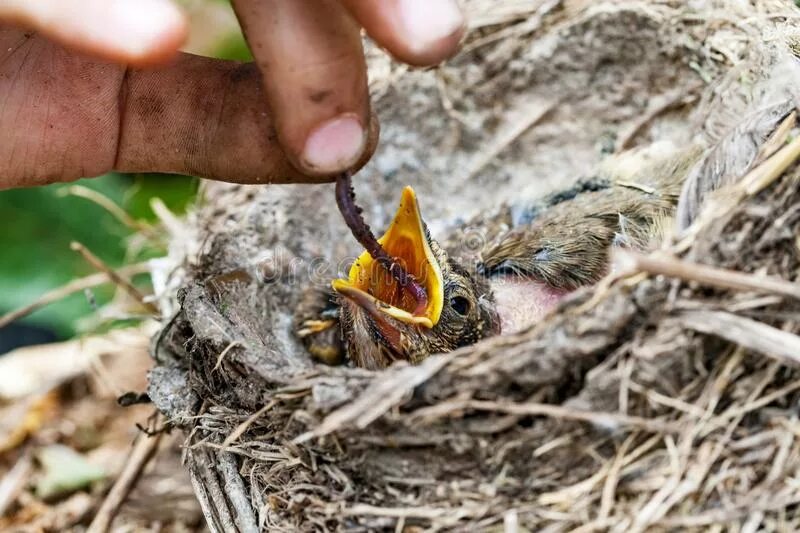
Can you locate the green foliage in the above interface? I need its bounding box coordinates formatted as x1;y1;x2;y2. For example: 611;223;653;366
0;0;235;344
214;31;254;62
0;173;196;338
35;444;107;500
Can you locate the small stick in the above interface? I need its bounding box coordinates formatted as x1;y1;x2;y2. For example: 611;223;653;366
755;110;797;165
465;400;673;433
70;242;159;315
743;131;800;196
216;452;259;532
614;87;700;153
62;185;157;238
0;451;32;517
614;250;800;302
335;172;428;316
677;311;800;367
0;262;150;328
212;341;241;372
221;400;277;448
87;426;163;533
463;98;555;181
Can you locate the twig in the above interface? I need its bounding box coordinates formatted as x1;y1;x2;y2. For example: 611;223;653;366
221;401;277;448
87;426;163;533
294;353;455;443
191;447;238;533
707;378;800;433
462;400;675;433
461;0;560;54
0;263;151;328
213;341;242;372
149;197;187;238
615;88;700;152
538;435;662;506
217;452;259;533
599;434;636;520
61;185;158;238
656;492;800;527
676;310;800;367
0;450;32;517
409;396;674;433
342;503;487;519
614;250;800;301
70;242;159;315
188;463;223;533
463;98;556;181
466;0;551;29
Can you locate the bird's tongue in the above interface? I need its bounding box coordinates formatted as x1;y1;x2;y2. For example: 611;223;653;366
489;276;569;334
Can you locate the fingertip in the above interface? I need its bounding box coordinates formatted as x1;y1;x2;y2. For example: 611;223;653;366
393;0;465;66
389;26;465;67
1;0;188;66
285;110;379;180
232;0;373;178
343;0;466;67
98;0;189;65
300;114;367;175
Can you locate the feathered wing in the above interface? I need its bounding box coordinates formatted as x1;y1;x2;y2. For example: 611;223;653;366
676;56;800;231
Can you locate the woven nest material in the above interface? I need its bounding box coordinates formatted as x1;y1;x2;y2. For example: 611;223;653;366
148;2;800;531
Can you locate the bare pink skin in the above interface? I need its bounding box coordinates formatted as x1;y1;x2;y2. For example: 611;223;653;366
489;276;569;334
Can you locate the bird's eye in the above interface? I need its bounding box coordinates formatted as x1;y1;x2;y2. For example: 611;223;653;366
450;296;470;316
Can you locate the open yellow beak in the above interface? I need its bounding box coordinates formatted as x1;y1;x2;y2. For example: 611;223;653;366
332;186;444;328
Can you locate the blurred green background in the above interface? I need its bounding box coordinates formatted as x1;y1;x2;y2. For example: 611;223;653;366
0;175;197;349
0;0;253;352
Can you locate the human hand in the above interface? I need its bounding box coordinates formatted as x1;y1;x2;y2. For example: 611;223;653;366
0;0;465;189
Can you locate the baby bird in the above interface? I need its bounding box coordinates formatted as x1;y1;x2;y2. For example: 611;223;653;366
296;98;797;369
298;145;700;369
332;187;499;369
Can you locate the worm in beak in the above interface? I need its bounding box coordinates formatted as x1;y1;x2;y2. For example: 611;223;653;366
333;186;444;329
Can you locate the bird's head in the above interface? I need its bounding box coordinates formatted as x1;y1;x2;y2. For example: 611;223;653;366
332;187;499;369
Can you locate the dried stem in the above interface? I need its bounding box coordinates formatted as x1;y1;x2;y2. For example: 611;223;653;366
677;310;800;367
87;425;163;533
0;262;150;328
0;451;32;517
432;399;675;433
615;250;800;301
70;242;160;315
335;172;428;316
62;185;158;238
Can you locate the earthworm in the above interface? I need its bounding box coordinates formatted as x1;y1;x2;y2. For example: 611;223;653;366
335;172;428;317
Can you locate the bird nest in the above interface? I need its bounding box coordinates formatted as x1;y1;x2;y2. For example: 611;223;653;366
148;2;800;530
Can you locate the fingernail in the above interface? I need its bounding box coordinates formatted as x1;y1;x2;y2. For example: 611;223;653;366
397;0;465;53
109;0;186;56
302;114;366;173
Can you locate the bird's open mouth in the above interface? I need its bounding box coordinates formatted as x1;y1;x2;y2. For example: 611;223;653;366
332;187;444;329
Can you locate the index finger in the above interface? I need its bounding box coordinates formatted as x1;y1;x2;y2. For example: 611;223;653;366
232;0;375;177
